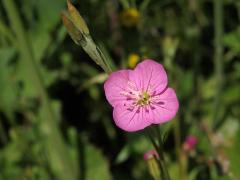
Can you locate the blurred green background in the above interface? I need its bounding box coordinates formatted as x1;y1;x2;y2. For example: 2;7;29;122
0;0;240;179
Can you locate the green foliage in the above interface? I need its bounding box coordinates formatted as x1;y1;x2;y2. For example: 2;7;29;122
85;143;111;180
0;0;239;179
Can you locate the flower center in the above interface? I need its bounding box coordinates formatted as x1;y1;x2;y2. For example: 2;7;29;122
137;91;151;106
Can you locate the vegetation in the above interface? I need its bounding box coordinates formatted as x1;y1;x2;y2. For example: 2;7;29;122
0;0;239;179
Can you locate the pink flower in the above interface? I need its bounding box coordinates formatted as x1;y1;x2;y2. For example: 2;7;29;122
183;135;198;152
104;59;179;132
143;150;159;161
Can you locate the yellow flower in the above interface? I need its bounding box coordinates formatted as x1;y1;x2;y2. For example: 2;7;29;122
120;8;140;27
128;53;140;68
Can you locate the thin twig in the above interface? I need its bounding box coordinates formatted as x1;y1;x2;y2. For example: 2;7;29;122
213;0;224;130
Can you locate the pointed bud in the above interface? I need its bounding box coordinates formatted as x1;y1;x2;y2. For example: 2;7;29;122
144;150;161;179
67;0;89;35
61;11;83;45
143;150;159;161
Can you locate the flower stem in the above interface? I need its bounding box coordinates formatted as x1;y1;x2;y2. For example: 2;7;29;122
145;127;171;180
145;129;165;179
213;0;224;129
81;36;113;74
154;126;171;180
173;118;186;180
0;118;7;144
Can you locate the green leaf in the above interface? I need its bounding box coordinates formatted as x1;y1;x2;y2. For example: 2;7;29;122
85;143;111;180
224;129;240;178
0;47;18;120
222;85;240;105
115;146;130;164
223;27;240;53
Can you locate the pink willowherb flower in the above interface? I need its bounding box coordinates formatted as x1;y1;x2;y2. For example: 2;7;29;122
104;59;179;132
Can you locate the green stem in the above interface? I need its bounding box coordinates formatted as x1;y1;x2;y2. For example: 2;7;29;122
145;129;165;179
96;45;113;73
153;126;171;180
0;118;7;144
81;36;112;74
213;0;224;129
3;0;78;179
145;127;171;180
173;118;184;179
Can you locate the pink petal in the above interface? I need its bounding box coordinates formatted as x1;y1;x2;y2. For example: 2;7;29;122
149;88;179;124
129;59;168;93
143;150;159;161
104;70;131;107
113;105;151;132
